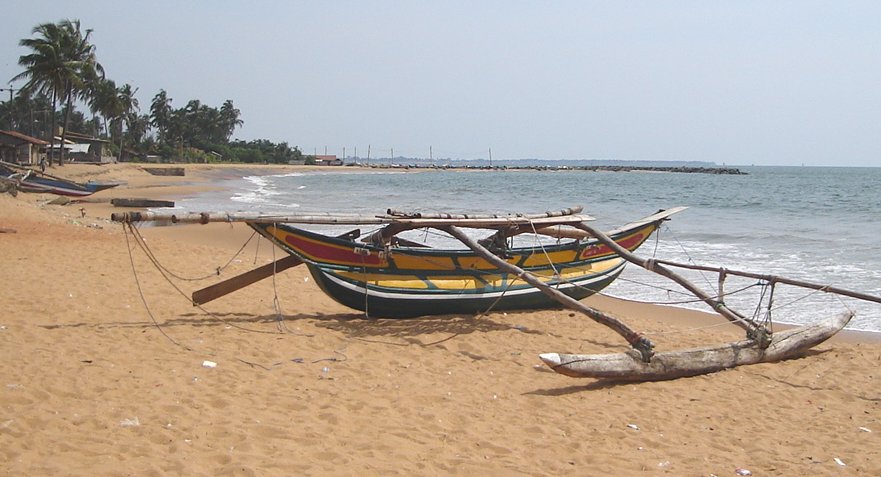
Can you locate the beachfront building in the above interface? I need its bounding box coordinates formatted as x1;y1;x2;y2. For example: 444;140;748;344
0;130;48;165
317;155;343;166
47;132;114;163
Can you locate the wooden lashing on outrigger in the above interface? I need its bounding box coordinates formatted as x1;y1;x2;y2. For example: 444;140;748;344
362;206;587;248
444;224;656;360
537;220;881;380
569;220;773;348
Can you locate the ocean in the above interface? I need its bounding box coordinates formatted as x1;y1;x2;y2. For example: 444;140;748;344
176;166;881;332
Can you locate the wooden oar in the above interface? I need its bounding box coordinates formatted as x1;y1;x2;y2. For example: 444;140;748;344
192;255;303;305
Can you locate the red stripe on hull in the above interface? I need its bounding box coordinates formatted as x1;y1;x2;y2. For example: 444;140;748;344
284;232;384;266
579;232;645;260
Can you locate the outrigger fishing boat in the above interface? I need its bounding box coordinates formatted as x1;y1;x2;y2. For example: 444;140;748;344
0;160;120;197
112;205;881;381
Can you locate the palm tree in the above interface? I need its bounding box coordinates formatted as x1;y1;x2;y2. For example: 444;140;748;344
219;99;243;141
87;77;119;137
13;22;67;164
149;89;172;143
83;73;112;136
113;83;139;161
12;19;103;166
57;20;103;164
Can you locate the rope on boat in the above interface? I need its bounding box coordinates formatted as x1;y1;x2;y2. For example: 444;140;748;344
361;251;370;319
122;221;335;372
664;224;720;294
123;223;192;350
528;219;561;279
124;222;283;335
473;273;519;318
127;222;258;281
269;223;292;333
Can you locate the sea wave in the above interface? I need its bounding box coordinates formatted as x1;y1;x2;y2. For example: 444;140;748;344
181;166;881;331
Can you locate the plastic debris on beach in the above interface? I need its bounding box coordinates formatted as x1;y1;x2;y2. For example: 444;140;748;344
735;468;752;476
320;366;333;380
626;423;640;431
834;457;846;466
202;360;217;368
120;417;140;427
858;426;872;433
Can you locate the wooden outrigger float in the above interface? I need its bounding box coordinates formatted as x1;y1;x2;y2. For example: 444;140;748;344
112;205;880;381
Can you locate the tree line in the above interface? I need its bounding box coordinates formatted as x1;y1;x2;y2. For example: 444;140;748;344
3;19;307;165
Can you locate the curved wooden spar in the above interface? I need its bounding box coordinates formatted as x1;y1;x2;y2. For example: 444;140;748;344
444;224;654;359
540;312;853;381
570;221;765;340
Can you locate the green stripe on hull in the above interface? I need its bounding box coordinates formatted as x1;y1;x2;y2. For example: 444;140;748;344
308;263;624;318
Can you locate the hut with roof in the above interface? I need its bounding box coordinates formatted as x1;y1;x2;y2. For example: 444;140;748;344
47;131;113;163
0;130;48;165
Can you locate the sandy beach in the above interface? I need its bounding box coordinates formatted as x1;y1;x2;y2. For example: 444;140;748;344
1;163;879;476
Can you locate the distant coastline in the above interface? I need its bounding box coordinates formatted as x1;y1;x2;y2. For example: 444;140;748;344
345;162;747;175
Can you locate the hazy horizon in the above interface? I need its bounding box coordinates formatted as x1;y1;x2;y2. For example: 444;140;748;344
3;1;879;167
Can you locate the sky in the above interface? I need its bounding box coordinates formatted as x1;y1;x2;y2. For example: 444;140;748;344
2;1;879;167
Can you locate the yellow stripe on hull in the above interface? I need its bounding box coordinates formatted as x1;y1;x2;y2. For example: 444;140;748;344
334;257;623;292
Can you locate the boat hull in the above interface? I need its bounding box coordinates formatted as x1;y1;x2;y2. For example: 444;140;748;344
249;211;670;318
307;260;625;318
17;180;110;197
1;163;118;197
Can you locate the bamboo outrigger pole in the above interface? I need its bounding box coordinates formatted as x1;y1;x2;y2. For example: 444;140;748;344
110;207;594;229
570;221;771;346
651;259;881;306
444;225;655;360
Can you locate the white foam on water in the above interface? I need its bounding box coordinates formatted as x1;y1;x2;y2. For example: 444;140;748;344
183;166;881;331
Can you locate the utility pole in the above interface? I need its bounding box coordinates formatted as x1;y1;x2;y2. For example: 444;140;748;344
489;147;492;168
0;87;17;103
367;144;371;166
0;87;19;130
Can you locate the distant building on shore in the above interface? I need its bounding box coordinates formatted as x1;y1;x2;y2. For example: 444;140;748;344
54;131;114;163
316;155;343;166
0;130;48;165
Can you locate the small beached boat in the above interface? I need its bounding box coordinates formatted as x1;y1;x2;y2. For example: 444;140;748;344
116;206;683;316
112;205;881;381
243;209;676;317
0;161;120;197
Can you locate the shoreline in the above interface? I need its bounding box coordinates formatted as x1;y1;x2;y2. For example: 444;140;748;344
25;161;881;341
2;162;880;475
